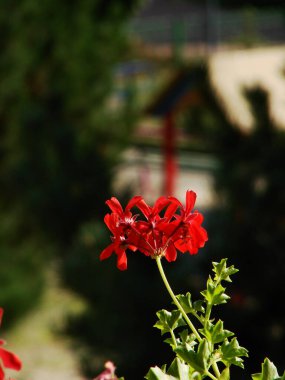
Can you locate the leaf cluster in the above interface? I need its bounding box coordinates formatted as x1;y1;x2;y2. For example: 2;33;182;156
147;259;249;379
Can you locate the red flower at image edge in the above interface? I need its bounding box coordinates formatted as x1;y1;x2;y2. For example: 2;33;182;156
0;309;22;380
93;361;118;380
100;191;208;270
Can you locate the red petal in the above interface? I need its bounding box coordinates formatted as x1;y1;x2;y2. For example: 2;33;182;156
126;196;143;211
174;240;187;253
0;348;22;371
116;251;127;271
164;201;180;221
0;308;3;326
188;242;198;255
185;190;196;215
104;213;119;235
0;365;4;380
104;213;111;229
100;244;114;260
106;197;123;215
190;212;204;224
104;214;112;230
165;242;177;262
153;196;169;215
190;221;208;246
157;220;180;236
135;221;150;233
136;199;151;218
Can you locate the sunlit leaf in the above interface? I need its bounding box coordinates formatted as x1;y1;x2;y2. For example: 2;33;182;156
175;339;211;373
176;293;193;313
145;366;177;380
154;309;186;335
200;320;234;344
251;358;282;380
212;259;239;283
168;358;191;379
220;337;248;368
201;277;230;305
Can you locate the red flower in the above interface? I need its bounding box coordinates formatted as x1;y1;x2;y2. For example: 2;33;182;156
134;196;176;259
100;213;136;271
100;191;208;269
0;309;22;380
93;361;118;380
100;196;144;270
105;196;142;230
166;191;208;254
135;196;169;224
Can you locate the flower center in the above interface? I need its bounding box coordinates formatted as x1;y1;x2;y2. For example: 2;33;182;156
151;247;166;259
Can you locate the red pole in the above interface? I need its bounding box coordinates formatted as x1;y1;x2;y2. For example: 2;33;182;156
163;112;177;196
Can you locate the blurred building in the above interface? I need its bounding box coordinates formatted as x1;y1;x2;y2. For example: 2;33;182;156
107;0;285;209
111;45;285;209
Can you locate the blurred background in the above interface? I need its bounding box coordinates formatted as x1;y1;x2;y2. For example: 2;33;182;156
0;0;284;379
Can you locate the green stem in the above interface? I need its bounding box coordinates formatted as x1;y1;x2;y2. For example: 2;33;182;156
206;370;218;380
156;257;202;343
204;304;221;377
205;303;212;324
156;258;220;380
209;277;221;378
170;329;177;348
212;362;221;378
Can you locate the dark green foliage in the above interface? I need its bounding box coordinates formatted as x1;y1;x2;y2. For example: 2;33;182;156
0;0;138;332
0;1;170;376
0;209;46;325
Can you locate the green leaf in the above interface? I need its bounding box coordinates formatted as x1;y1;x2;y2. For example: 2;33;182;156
154;310;186;335
165;330;197;350
176;293;193;313
251;358;282;380
145;360;191;380
220;337;248;368
212;259;239;283
175;339;211;373
145;366;177;380
163;337;178;349
168;358;191;379
179;329;197;349
175;293;205;320
201;277;230;305
193;300;205;314
200;320;234;344
219;367;230;380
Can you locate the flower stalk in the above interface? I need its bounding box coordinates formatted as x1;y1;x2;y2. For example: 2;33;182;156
156;257;202;343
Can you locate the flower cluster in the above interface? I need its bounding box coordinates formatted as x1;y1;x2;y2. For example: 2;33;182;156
100;190;208;270
0;309;22;380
